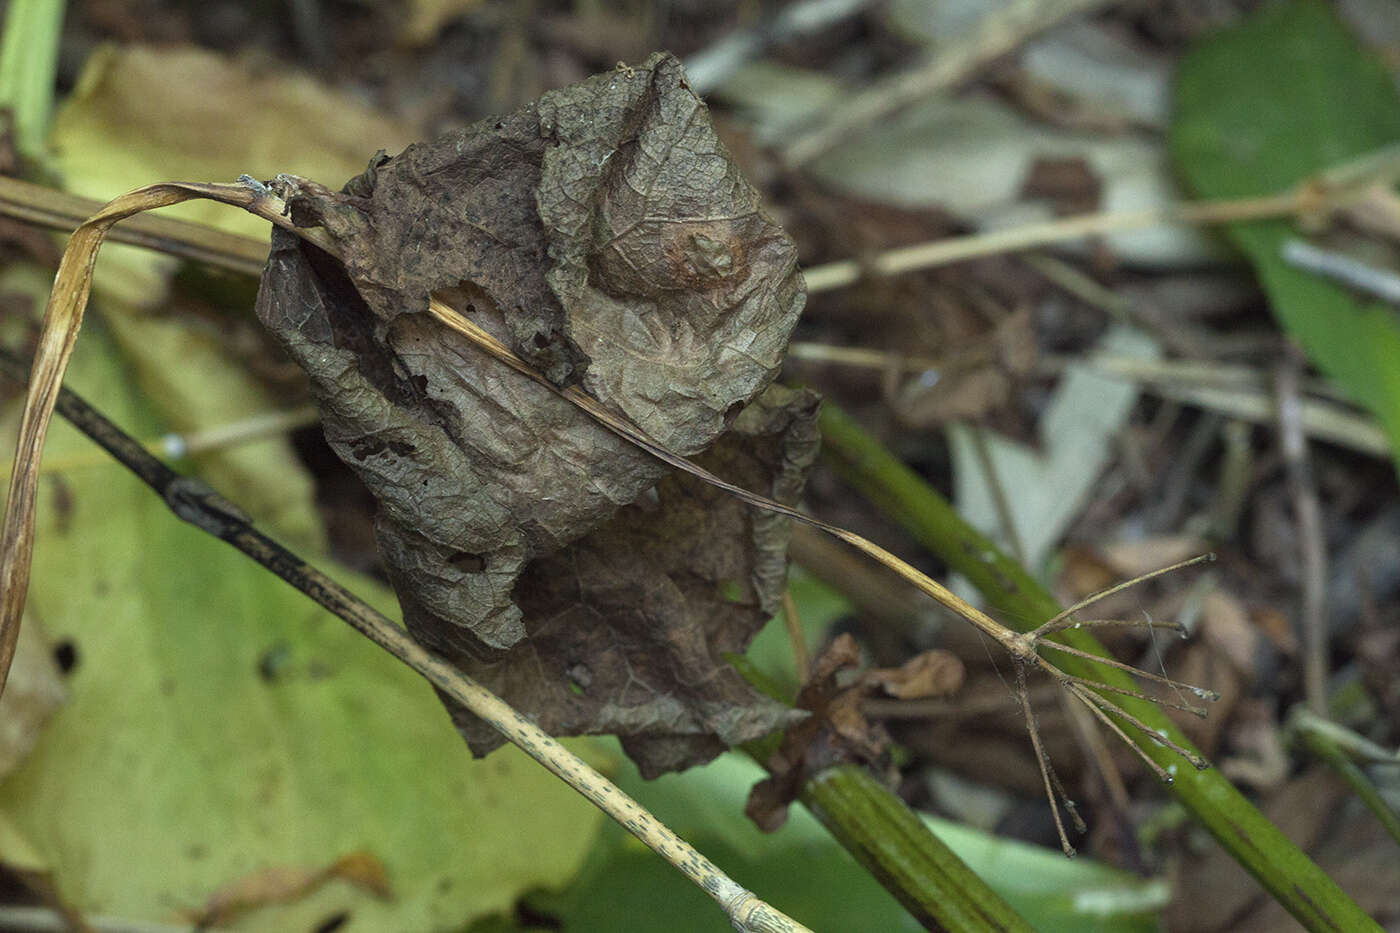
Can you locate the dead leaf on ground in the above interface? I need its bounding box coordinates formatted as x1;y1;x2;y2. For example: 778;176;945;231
255;53;809;776
890;305;1038;427
748;635;888;832
1201;589;1263;679
1219;698;1289;792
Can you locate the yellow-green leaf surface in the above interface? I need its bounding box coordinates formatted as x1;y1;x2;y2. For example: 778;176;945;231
1171;0;1400;466
51;43;415;309
44;44;417;546
0;318;607;931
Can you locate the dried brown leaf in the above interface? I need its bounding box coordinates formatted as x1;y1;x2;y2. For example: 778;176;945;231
254;53;808;775
865;649;965;701
746;635;893;832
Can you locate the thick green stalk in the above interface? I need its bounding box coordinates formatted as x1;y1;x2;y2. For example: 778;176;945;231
818;401;1378;933
800;765;1034;932
737;660;1035;929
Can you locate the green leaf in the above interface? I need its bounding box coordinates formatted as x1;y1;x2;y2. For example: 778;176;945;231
1171;0;1400;464
513;749;1162;933
0;316;606;931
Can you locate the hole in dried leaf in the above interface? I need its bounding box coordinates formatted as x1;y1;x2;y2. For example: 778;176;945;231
448;551;487;573
567;663;592;692
348;438;415;460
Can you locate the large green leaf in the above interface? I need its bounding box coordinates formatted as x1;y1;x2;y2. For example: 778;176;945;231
0;315;605;931
1171;0;1400;463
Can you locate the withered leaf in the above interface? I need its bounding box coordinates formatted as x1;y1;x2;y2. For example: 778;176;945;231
865;649;965;701
255;53;809;775
746;635;895;832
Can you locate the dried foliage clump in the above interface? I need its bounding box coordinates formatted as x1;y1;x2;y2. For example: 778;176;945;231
255;53;811;775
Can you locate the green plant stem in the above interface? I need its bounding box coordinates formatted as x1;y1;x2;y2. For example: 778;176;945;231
0;0;65;159
800;765;1034;932
1293;709;1400;848
736;654;1035;928
817;400;1379;933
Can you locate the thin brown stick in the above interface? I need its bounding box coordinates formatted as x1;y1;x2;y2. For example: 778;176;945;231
0;176;268;276
1028;553;1215;640
782;0;1115;166
1067;683;1210;771
1017;663;1078;856
1059;674;1208;718
969;424;1026;566
1275;351;1329;716
1060;691;1132;814
781;588;811;683
801;192;1307;293
1037;639;1220;702
1066;683;1176;783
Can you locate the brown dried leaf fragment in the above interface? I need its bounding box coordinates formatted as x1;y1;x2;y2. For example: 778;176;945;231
866;648;965;701
747;635;902;832
255;53;808;775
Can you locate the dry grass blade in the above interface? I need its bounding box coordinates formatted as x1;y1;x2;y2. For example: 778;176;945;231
0;179;286;699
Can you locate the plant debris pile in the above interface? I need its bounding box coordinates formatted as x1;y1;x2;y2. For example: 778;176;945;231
254;53;812;776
